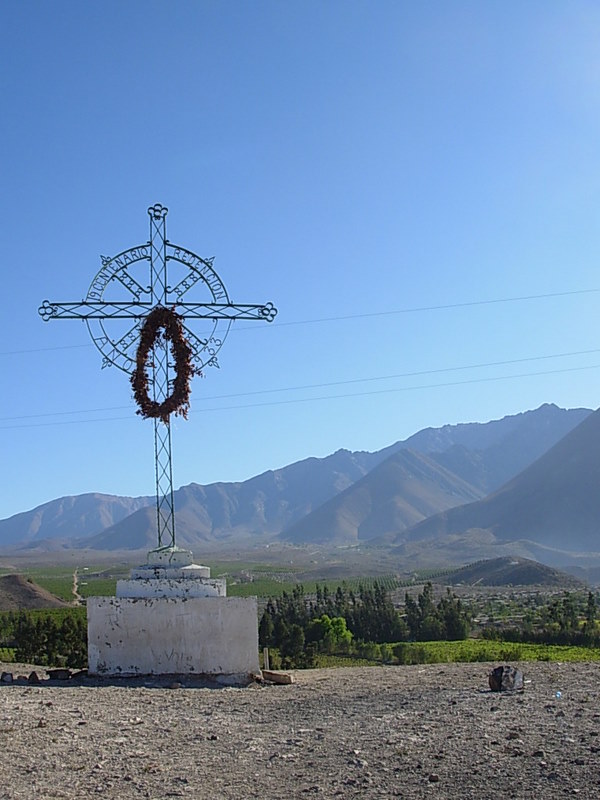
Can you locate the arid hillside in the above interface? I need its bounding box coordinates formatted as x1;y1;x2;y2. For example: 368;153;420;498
0;574;68;610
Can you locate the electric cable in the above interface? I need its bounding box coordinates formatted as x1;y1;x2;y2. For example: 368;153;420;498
1;347;599;422
2;286;598;355
1;361;597;430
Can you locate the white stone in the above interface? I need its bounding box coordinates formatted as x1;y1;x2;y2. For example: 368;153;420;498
87;596;260;677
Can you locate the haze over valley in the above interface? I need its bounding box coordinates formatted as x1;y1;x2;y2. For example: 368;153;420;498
2;403;598;576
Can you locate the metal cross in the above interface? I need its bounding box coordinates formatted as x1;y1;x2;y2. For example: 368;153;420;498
39;203;277;551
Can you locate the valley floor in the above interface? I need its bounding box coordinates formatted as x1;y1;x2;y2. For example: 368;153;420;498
0;661;599;799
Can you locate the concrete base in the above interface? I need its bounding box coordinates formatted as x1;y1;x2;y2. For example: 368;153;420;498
118;547;226;598
87;547;260;680
87;595;260;677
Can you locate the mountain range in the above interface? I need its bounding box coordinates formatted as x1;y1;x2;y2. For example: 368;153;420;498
401;405;600;552
0;403;595;569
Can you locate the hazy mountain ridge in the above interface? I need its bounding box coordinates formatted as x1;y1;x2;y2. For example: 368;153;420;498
0;493;153;547
0;403;592;554
411;403;591;494
2;448;382;551
280;404;591;547
400;407;600;553
281;449;484;545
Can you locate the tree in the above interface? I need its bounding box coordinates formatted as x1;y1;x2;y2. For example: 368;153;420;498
438;589;471;640
329;616;353;652
14;613;37;663
305;615;332;649
404;584;469;642
59;615;87;668
280;624;305;668
305;614;353;653
258;610;274;648
273;615;289;649
585;591;597;630
404;592;421;640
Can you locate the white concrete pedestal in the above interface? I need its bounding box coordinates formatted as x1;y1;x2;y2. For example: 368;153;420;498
87;547;260;681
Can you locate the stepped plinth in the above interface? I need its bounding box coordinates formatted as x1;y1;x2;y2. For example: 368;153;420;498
87;548;259;682
117;547;226;599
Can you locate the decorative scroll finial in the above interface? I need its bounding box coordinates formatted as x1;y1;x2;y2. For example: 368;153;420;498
38;300;56;321
148;203;168;220
260;302;277;322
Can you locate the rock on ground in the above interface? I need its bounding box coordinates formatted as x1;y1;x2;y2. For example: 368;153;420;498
1;660;599;799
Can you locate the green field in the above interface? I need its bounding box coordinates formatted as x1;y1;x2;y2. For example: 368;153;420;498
3;562;408;603
227;573;404;598
263;638;600;669
1;555;448;604
76;578;117;598
388;639;600;664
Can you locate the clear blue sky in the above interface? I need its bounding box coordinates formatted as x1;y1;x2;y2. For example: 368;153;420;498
2;1;600;520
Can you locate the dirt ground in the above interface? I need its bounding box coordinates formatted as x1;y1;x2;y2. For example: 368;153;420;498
1;660;599;799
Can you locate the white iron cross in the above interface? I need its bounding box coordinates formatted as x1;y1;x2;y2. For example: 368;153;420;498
39;204;277;550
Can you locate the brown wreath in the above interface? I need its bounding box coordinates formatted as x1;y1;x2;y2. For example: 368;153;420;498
131;306;196;424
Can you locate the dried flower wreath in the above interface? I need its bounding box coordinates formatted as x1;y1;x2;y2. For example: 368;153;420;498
131;306;196;424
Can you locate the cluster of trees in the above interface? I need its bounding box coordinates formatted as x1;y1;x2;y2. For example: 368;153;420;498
404;583;471;640
259;581;470;668
0;610;87;668
483;591;599;647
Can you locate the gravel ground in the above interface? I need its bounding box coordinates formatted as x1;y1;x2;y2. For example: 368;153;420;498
1;660;599;799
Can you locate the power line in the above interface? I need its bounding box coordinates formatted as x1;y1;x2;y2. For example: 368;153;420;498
3;287;598;355
0;343;92;356
194;363;600;412
2;346;599;422
1;362;597;431
264;288;600;329
1;346;598;422
189;347;600;399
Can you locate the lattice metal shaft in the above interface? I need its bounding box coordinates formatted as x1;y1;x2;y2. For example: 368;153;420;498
148;206;176;549
149;205;168;305
153;418;175;549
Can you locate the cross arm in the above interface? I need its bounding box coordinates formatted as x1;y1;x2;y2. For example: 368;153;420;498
38;300;278;322
175;302;277;322
38;300;152;321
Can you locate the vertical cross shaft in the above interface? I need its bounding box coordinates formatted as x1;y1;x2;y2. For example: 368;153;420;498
148;205;176;549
